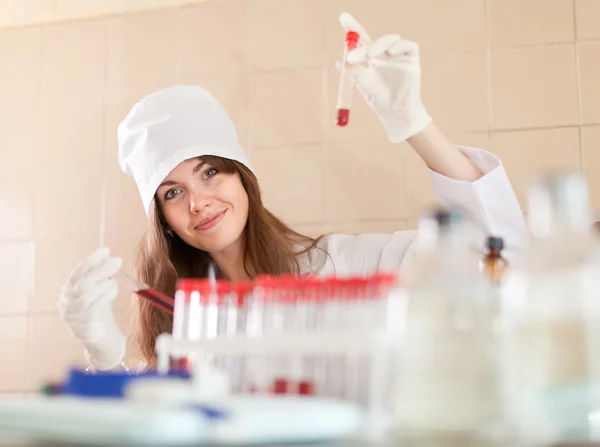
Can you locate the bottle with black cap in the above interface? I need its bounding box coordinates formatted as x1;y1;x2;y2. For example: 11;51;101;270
394;206;503;446
501;172;600;446
480;235;508;284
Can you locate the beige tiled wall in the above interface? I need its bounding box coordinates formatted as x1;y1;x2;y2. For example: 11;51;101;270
0;0;212;28
0;0;598;392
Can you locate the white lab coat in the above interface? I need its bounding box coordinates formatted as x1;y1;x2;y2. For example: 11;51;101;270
299;146;529;277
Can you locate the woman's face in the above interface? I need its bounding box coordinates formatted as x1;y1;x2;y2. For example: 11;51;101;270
156;158;249;254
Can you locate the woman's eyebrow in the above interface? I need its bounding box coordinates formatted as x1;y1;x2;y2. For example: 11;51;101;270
158;180;177;188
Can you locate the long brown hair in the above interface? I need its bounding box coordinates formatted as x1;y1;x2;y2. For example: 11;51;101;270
130;155;324;367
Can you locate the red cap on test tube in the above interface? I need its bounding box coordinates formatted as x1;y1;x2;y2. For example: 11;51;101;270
279;274;299;304
232;280;251;307
176;278;213;304
300;276;321;302
372;273;398;296
345;30;360;48
176;278;210;293
254;275;277;303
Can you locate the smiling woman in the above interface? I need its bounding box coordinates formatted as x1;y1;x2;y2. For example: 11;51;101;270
58;12;529;371
153;156;316;273
156;157;251;259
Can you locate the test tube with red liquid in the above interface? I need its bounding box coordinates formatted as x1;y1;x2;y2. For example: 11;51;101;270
244;277;269;393
259;275;292;395
336;30;360;127
321;278;343;399
231;281;251;392
113;273;174;315
298;277;318;396
281;275;304;395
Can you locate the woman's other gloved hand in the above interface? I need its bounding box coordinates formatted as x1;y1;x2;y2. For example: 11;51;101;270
58;248;126;371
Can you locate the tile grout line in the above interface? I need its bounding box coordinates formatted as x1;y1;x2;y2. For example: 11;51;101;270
244;37;600;77
245;0;252;152
320;0;327;231
484;0;493;139
247;124;600;152
572;0;585;175
24;23;45;392
98;18;110;249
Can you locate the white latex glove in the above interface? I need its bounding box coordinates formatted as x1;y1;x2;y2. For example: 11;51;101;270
58;247;126;371
338;12;433;143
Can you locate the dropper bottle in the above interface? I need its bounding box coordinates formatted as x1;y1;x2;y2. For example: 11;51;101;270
480;236;508;285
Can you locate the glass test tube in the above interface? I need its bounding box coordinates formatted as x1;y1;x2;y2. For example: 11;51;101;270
204;284;218;339
245;277;269;393
171;280;202;373
214;281;231;372
205;265;219;339
336;30;360;127
113;272;174;314
359;274;396;409
361;278;378;407
256;275;286;394
209;280;236;387
310;278;329;396
283;276;301;394
327;279;345;399
345;279;365;405
232;281;251;393
298;278;317;396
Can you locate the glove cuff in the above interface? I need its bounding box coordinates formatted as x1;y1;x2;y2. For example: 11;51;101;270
83;317;127;371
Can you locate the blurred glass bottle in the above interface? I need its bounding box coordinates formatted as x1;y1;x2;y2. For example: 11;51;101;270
480;236;509;285
393;207;504;446
501;172;600;445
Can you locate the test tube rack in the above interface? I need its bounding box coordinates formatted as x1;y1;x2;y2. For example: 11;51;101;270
154;273;405;439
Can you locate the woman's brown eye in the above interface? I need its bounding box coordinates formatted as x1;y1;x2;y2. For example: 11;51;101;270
203;168;218;179
165;187;182;200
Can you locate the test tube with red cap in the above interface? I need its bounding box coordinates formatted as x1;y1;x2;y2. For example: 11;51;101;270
313;278;327;396
283;275;310;395
298;277;319;396
215;280;231;339
212;280;239;390
271;275;294;394
323;278;345;399
171;279;203;373
244;275;272;393
231;280;252;392
205;265;219;340
336;30;360;127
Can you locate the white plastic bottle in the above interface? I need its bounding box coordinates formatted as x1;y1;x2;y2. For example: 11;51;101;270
501;172;600;445
393;208;503;445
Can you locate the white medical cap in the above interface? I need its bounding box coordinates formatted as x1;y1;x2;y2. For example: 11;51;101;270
117;85;254;215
